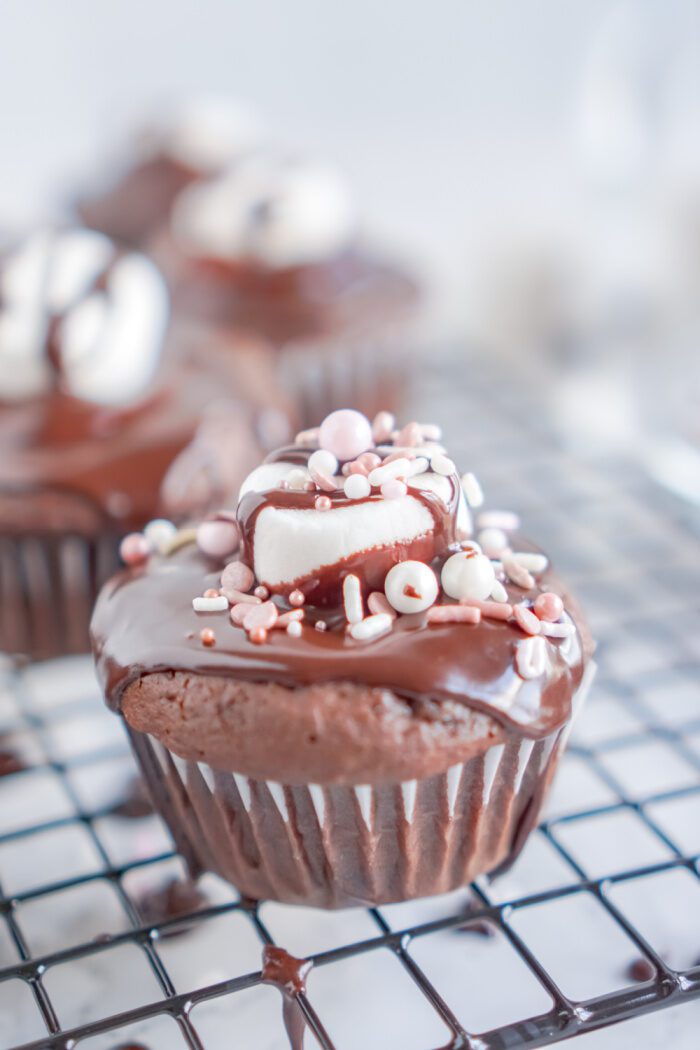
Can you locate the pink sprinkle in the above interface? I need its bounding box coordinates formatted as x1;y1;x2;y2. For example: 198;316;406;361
383;449;416;464
310;468;337;492
278;479;289;489
358;452;381;470
294;427;320;447
226;589;261;605
503;557;535;590
534;592;564;622
203;588;220;598
221;561;254;594
254;585;270;600
276;609;305;627
381;478;407;499
346;459;369;476
396;422;422;447
427;605;481;624
248;626;268;645
367;592;397;619
371;411;395;443
120;533;151;566
200;628;216;647
196;519;241;559
289;589;306;607
230;603;251;626
461;599;513;621
315;495;332;511
242;601;279;632
303;480;315;492
315;620;327;632
513;604;542;635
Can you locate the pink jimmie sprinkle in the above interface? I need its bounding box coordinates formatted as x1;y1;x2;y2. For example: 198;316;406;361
396;422;422;447
371;411;395;443
427;605;481;624
242;601;279;632
289;589;306;607
367;591;397;619
358;452;381;471
120;533;151;566
503;557;535;590
226;589;261;605
230;603;251;626
276;609;305;627
513;603;542;635
534;592;564;622
221;561;254;594
381;478;407;499
345;459;369;476
315;495;332;511
460;599;513;621
310;468;337;492
383;449;416;465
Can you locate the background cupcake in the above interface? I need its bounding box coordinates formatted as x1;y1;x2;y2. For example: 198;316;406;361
0;226;266;659
91;408;593;908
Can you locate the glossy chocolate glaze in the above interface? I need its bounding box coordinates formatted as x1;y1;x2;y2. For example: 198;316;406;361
261;945;313;1050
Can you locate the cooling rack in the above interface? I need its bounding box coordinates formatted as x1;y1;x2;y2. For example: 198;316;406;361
0;352;699;1049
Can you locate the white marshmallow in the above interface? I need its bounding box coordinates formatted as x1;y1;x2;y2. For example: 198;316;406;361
384;561;439;614
441;551;495;601
344;474;371;500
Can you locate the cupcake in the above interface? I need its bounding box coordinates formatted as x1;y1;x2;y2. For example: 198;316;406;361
0;227;266;659
151;154;419;425
76;97;263;248
91;408;593;908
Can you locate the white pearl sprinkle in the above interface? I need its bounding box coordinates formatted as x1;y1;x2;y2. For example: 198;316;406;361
349;613;393;641
431;454;456;477
144;518;177;553
192;595;229;612
343;574;363;624
286;620;303;638
308;449;339;478
461;472;484;508
287;468;309;491
343;474;371;500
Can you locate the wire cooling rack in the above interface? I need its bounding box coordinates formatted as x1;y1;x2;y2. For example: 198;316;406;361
0;353;699;1050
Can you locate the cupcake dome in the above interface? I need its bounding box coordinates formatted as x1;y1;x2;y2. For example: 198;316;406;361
91;407;593;907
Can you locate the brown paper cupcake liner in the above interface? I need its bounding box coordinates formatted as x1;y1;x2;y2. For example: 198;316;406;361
126;665;594;908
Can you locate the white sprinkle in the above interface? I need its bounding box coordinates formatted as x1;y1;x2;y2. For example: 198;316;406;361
540;621;576;638
477;527;509;557
515;636;547;679
419;423;442;441
406;456;430;477
144;518;177;553
286;620;303;638
349;613;393;641
343;574;363;624
287;468;309;491
512;552;549;574
490;580;509;603
294;427;320;447
368;457;412;486
478;510;520;531
344;474;371;500
192;595;229;612
431;453;456;477
309;449;339;478
461;472;484;508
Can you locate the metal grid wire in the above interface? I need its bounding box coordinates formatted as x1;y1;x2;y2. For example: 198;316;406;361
0;354;699;1049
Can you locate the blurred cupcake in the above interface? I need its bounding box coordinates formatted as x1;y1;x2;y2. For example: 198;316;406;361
76;97;263;248
0;227;266;659
153;154;420;424
92;408;593;908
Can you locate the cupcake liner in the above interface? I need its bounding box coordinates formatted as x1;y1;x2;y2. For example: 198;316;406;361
126;666;594;908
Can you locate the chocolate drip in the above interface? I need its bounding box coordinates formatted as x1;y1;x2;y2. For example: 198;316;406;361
135;875;207;936
262;945;313;1050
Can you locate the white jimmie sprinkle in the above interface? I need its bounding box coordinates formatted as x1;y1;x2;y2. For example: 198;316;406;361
343;574;363;624
192;595;229;612
540;620;576;638
511;551;549;574
349;613;393;641
368;458;412;486
490;580;509;603
431;453;456;477
461;472;484;508
515;636;547;679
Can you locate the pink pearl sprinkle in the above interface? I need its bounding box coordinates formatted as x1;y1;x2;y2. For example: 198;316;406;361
371;411;395;443
381;478;407;499
203;588;220;598
254;585;270;600
347;459;369;476
197;520;240;559
319;409;372;461
368;592;397;619
315;495;332;511
289;589;306;607
513;604;542;635
427;604;481;624
242;601;279;632
221;561;254;594
248;626;268;645
357;452;381;470
534;592;564;622
119;533;151;566
315;620;327;632
310;468;337;492
396;422;422;447
200;628;216;647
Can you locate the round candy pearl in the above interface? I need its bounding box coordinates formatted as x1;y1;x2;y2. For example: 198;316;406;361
441;551;495;601
344;474;371;500
319;409;372;461
308;448;339;478
384;560;439;614
143;518;177;553
196;520;240;559
119;532;151;566
534;592;564;622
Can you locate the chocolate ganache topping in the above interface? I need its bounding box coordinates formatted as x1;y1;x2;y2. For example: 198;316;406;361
92;409;588;751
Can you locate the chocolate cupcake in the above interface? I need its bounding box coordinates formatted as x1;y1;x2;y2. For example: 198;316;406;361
151;155;419;425
0;227;264;659
91;408;593;908
76;97;263;248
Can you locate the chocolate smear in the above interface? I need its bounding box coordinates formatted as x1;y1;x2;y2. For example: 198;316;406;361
262;944;313;1050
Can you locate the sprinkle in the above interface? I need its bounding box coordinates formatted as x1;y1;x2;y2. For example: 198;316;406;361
511;552;549;574
344;459;368;476
200;628;216;647
278;479;289;489
303;480;316;492
406;456;431;477
513;603;542;635
385;560;438;613
534;592;564;621
192;595;229;613
315;620;327;632
230;604;251;625
368;457;411;486
461;472;484;507
441;551;495;601
310;468;337;492
286;620;302;638
254;585;270;600
431;454;456;477
308;449;339;477
460;540;482;552
197;519;240;559
477;528;509;557
358;452;381;471
368;592;397;619
319;409;373;461
119;533;151;566
381;478;407;499
242;601;279;631
249;627;268;645
349;613;393;641
382;449;416;465
419;423;442;441
461;599;513;620
344;474;371;500
490;580;509;603
289;589;306;607
226;589;261;605
162;527;198;556
371;411;395;443
203;588;219;598
276;609;304;627
221;561;255;594
540;620;575;638
396;422;422;447
515;636;547;679
503;557;535;590
478;510;520;531
287;468;309;490
315;495;332;511
343;574;363;624
294;427;320;446
427;605;481;624
144;518;177;553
